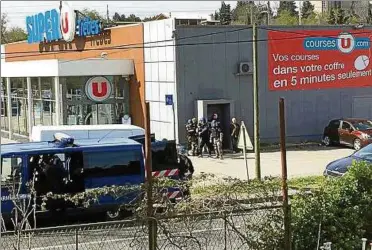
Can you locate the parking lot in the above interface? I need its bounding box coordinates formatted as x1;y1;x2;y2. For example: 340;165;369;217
191;145;354;179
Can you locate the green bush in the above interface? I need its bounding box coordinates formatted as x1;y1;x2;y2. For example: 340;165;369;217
292;161;372;249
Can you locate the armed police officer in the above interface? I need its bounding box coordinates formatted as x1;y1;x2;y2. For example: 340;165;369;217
210;113;224;159
185;119;192;153
185;118;198;156
197;117;212;158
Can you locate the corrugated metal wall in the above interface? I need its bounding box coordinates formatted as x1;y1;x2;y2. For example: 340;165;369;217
175;25;372;144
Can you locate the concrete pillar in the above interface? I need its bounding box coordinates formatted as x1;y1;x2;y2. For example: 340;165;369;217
6;77;12;140
27;77;33;140
54;76;61;125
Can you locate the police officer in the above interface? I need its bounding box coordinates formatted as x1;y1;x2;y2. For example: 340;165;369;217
197;118;212;158
185;119;192;153
230;117;240;153
210;114;224;159
186;118;198;156
190;118;198;155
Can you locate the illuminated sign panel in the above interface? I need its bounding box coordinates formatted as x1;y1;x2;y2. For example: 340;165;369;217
26;2;102;44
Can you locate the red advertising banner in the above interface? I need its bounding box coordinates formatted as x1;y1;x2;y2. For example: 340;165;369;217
268;30;372;91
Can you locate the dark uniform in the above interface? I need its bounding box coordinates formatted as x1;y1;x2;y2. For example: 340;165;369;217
185;119;192;152
210;114;224;159
186;118;198;156
190;118;198;155
197;118;212;157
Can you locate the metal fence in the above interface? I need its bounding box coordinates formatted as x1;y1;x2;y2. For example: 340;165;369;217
1;205;284;250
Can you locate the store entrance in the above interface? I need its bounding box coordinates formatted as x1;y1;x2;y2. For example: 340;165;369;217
61;75;129;126
65;103;124;125
67;104;111;125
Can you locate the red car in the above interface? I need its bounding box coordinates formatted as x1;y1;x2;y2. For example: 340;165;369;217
322;118;372;150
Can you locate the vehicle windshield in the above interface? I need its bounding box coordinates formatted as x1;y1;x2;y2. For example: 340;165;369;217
351;120;372;131
353;144;372;161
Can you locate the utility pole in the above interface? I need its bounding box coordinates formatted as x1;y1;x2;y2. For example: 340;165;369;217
298;1;302;25
267;1;270;25
250;3;254;25
145;102;157;250
252;22;261;180
279;98;291;250
106;4;109;23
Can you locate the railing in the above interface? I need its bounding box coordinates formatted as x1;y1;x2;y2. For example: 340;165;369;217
1;205;283;250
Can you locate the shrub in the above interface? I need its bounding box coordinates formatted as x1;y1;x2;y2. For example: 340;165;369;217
292;161;372;249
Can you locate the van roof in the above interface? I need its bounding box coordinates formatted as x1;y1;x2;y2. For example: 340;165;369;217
1;137;142;156
32;124;145;132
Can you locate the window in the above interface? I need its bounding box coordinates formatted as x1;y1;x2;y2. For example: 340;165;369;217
329;120;340;128
28;152;85;194
1;157;22;186
342;122;352;130
351;120;372;131
61;76;129;126
354;144;372;161
84;150;142;178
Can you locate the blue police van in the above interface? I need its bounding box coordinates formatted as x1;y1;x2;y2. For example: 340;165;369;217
1;134;192;223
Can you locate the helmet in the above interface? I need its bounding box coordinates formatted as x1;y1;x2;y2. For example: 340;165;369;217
187;119;192;124
212;113;218;120
192;117;197;123
199;117;206;124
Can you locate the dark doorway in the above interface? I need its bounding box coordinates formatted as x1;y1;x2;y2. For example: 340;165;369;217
207;104;231;149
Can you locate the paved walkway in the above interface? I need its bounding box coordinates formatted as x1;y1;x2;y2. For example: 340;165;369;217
191;146;354;179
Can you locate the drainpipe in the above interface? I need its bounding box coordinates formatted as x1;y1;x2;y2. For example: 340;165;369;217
54;77;61;125
27;77;33;140
6;77;12;140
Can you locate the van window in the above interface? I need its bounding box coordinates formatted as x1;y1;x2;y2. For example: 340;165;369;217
28;152;85;194
84;150;142;178
1;157;22;186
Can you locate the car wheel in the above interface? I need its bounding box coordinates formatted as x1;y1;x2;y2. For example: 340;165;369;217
323;136;331;146
106;208;121;221
353;139;362;151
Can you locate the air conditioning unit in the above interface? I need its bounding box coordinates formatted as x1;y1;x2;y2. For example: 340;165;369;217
238;62;253;75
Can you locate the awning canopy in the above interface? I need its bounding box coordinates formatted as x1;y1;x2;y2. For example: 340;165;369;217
1;58;134;77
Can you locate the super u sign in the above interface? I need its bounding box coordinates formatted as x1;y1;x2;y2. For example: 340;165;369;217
85;76;112;102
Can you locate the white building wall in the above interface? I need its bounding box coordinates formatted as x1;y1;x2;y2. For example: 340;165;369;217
144;19;178;141
310;1;324;13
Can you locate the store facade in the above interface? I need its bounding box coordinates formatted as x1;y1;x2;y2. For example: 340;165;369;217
1;59;134;140
143;21;372;144
2;11;371;144
1;3;145;140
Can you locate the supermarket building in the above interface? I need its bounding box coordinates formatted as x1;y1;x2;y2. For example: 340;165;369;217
1;5;372;146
